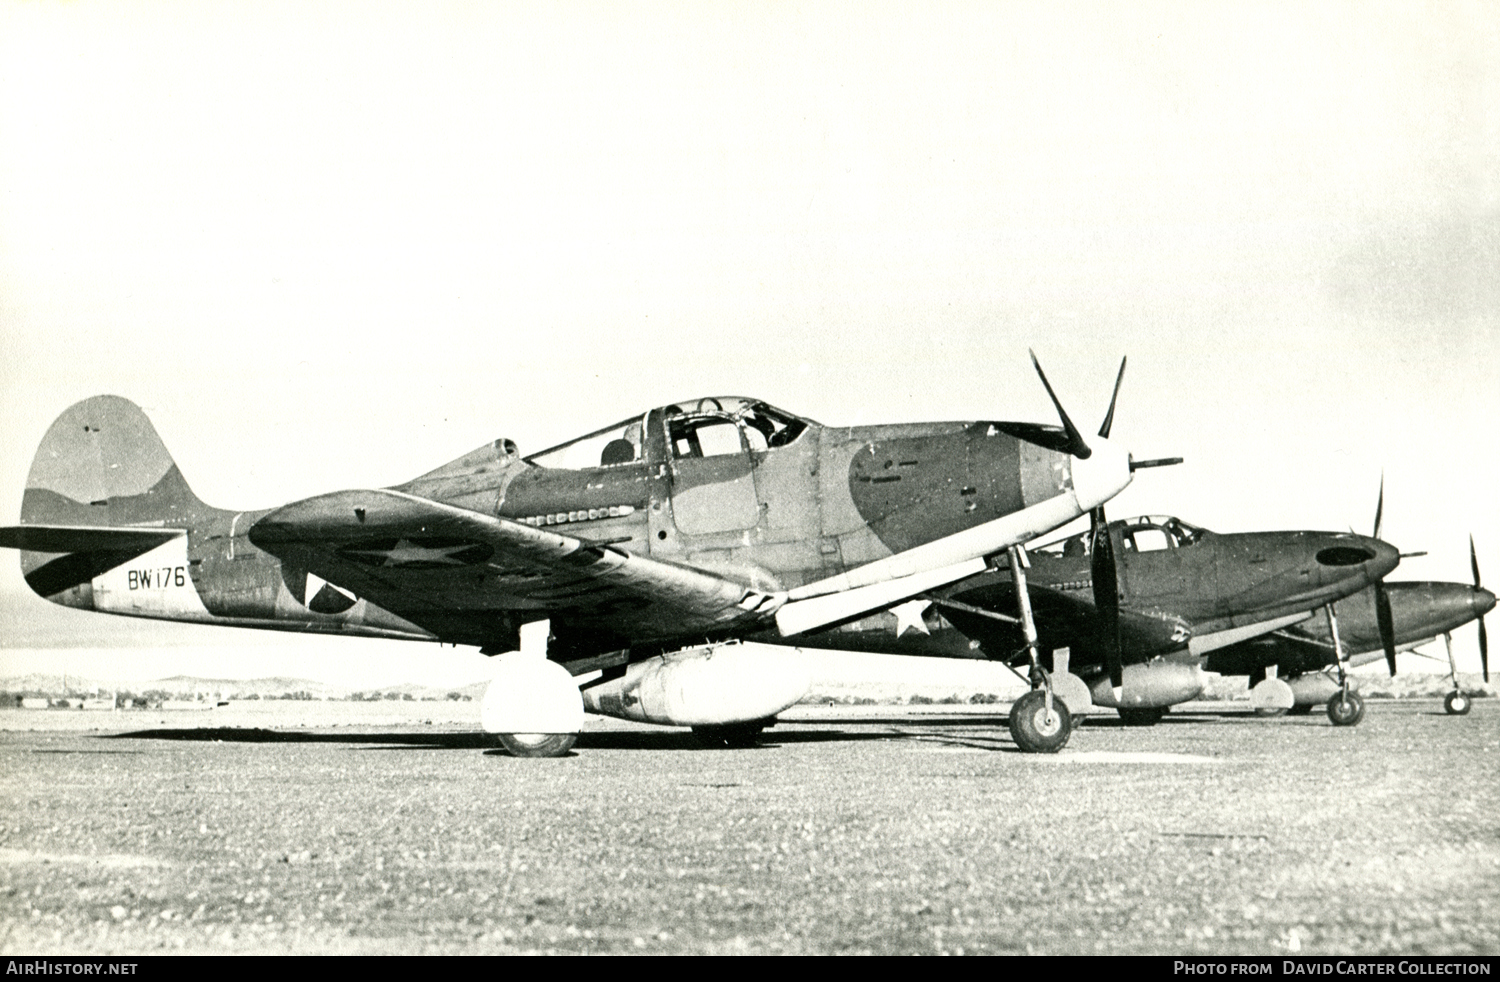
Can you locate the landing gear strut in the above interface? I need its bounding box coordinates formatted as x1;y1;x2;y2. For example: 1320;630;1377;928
1441;632;1471;715
1324;603;1365;727
1005;545;1072;753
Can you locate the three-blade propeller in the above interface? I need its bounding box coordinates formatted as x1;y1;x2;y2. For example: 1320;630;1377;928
1013;353;1180;698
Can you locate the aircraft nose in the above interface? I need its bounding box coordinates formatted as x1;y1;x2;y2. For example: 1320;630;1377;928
1365;536;1401;581
1068;434;1132;513
1474;587;1497;618
1313;534;1398;585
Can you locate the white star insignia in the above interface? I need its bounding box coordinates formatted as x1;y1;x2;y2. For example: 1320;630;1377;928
346;539;475;567
890;599;932;637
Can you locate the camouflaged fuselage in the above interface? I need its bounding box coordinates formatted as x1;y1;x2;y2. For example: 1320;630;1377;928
13;395;1087;658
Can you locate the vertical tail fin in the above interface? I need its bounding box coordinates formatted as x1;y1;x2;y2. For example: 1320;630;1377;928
10;396;212;604
21;395;208;528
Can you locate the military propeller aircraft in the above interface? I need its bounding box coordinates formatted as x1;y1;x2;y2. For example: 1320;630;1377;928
0;355;1175;756
813;512;1401;729
1205;537;1493;717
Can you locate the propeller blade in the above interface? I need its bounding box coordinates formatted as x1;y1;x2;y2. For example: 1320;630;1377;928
1476;535;1488;683
1097;356;1127;439
1373;473;1384;540
1028;350;1091;460
1374;581;1398;677
1090;507;1124;694
1479;615;1489;684
1365;475;1398;675
988;421;1075;456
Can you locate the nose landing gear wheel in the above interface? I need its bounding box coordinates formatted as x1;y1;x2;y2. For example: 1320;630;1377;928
1009;690;1072;753
497;733;577;758
1326;691;1366;727
1444;691;1472;716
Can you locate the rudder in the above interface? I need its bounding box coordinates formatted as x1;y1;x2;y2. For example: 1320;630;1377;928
13;396;213;605
21;395;208;529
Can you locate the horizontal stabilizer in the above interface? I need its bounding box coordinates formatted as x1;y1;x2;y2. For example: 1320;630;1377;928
0;525;184;553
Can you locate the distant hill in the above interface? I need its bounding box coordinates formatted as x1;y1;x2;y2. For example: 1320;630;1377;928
1200;671;1495;701
2;669;1491;707
0;672;487;702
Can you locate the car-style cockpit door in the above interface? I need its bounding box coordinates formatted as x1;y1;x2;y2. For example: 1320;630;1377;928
659;402;761;535
1116;518;1193;602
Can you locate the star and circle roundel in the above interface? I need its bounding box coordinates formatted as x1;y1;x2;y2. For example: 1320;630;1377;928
337;536;495;570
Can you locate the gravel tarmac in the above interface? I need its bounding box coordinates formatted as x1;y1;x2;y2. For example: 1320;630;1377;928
1;699;1496;955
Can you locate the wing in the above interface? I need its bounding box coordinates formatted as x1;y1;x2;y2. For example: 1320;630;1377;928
1201;627;1333;675
931;577;1191;667
247;489;780;656
1202;622;1430;676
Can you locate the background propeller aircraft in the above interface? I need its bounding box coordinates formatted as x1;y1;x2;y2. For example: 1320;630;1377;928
0;356;1160;756
818;512;1400;728
1205;536;1492;717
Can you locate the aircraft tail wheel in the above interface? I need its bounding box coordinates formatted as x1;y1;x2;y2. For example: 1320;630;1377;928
1326;691;1366;727
1444;691;1472;716
1118;707;1167;726
1008;690;1072;753
1254;707;1288;717
1287;703;1314;716
497;733;577;758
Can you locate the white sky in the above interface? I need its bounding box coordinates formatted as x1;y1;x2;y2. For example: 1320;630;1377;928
1;2;1496;685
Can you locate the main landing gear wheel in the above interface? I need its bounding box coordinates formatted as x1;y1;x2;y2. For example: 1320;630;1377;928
1326;691;1366;727
1009;690;1072;753
497;733;577;758
1444;691;1472;716
1118;707;1167;726
692;719;770;749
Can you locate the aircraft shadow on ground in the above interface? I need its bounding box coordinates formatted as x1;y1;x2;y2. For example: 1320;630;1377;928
98;716;1296;756
102;725;917;752
104;727;496;749
568;729;894;751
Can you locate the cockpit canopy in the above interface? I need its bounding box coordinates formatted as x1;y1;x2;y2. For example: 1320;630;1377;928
525;397;814;470
1034;515;1209;559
